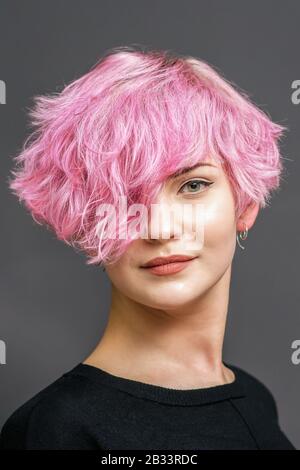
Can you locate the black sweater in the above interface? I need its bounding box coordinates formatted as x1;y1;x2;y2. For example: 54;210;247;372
0;361;296;450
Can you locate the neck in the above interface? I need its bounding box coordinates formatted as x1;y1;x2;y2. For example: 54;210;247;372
84;265;235;388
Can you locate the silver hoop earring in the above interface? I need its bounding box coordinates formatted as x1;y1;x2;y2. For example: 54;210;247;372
236;222;248;250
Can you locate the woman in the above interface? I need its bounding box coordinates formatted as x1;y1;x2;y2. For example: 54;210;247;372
0;45;296;450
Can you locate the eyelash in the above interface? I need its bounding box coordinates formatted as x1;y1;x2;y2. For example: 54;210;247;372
178;178;213;194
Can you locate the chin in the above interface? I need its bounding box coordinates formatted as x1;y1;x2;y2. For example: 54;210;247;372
139;292;198;311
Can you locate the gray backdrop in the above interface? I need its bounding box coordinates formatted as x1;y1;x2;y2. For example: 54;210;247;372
0;0;299;449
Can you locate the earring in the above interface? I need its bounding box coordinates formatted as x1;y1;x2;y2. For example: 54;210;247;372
236;221;248;250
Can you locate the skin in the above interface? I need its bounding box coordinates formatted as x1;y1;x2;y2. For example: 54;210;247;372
83;156;260;389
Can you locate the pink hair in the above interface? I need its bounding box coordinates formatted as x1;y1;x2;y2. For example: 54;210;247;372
8;45;287;266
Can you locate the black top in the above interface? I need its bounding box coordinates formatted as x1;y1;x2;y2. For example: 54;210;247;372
0;361;296;450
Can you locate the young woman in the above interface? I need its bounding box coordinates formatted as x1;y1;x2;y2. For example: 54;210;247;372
0;46;296;450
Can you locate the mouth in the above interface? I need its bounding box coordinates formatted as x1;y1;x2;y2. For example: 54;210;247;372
140;255;198;276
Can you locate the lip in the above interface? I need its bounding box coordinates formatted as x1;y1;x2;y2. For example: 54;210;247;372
141;254;198;268
140;254;198;276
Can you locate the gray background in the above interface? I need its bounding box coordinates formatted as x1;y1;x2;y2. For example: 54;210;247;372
0;0;299;448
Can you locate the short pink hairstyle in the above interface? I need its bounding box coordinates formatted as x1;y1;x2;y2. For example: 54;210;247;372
8;45;287;266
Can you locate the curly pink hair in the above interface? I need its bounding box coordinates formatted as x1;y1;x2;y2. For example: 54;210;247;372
8;45;287;266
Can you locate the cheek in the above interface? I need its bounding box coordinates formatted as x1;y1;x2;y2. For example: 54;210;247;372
105;242;142;283
201;197;236;254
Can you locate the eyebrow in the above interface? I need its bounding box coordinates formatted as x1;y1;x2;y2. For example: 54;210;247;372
169;162;218;179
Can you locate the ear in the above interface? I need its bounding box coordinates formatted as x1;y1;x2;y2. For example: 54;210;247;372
236;201;260;232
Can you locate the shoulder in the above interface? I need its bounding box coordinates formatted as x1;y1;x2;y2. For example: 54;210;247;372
0;369;103;449
228;362;279;418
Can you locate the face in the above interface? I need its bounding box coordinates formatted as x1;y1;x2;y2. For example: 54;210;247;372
104;157;239;311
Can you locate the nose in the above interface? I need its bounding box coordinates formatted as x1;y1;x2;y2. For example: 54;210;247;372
143;198;183;244
141;194;205;249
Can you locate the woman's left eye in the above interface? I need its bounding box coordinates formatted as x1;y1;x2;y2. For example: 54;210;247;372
178;179;213;194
